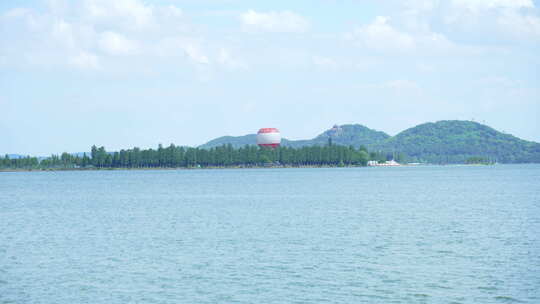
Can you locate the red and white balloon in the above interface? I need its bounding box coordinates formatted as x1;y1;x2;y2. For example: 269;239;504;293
256;128;281;148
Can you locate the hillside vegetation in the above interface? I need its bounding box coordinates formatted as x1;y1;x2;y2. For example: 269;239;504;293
286;124;390;148
199;121;540;164
200;134;257;149
374;120;540;163
199;124;390;149
6;121;536;168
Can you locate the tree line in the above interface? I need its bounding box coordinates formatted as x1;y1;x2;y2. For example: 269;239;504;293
0;144;395;170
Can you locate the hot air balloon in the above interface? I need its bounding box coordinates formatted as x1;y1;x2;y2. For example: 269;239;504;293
256;128;281;148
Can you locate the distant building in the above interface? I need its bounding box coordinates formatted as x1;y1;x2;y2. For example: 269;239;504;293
367;160;379;166
328;124;343;137
367;160;401;167
384;159;400;166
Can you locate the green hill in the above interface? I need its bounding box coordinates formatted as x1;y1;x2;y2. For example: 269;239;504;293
199;134;257;149
199;124;390;149
373;120;540;163
286;124;390;148
199;121;540;163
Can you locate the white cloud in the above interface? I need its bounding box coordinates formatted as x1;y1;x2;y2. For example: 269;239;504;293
4;7;32;18
382;79;421;91
350;0;540;54
183;44;209;64
347;16;415;51
417;63;436;73
451;0;534;11
358;79;424;100
479;76;523;88
0;0;223;70
399;0;534;11
402;0;439;11
495;10;540;41
217;48;247;70
3;0;537;75
347;16;459;53
395;0;540;43
158;5;183;19
81;0;154;29
442;5;540;43
51;19;76;50
153;37;210;65
98;31;139;55
362;79;421;91
240;10;309;33
68;51;100;69
312;56;339;69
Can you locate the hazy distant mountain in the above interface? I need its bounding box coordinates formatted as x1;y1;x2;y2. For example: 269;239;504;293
71;152;90;157
199;124;390;149
1;152;91;161
373;120;540;163
4;154;27;159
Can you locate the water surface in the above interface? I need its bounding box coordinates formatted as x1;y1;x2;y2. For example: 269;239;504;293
1;165;539;303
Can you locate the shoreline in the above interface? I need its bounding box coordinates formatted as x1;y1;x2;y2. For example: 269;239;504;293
0;165;366;172
0;163;508;173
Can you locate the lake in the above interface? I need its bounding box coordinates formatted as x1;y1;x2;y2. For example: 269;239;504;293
1;165;539;303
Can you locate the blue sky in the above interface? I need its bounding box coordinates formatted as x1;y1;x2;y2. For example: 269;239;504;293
1;0;539;155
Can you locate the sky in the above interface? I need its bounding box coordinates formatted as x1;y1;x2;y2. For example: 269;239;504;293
1;0;539;155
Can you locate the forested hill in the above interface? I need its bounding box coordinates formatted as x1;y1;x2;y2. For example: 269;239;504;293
199;121;540;163
4;121;538;167
372;120;540;163
286;124;390;148
199;134;258;149
199;124;390;149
